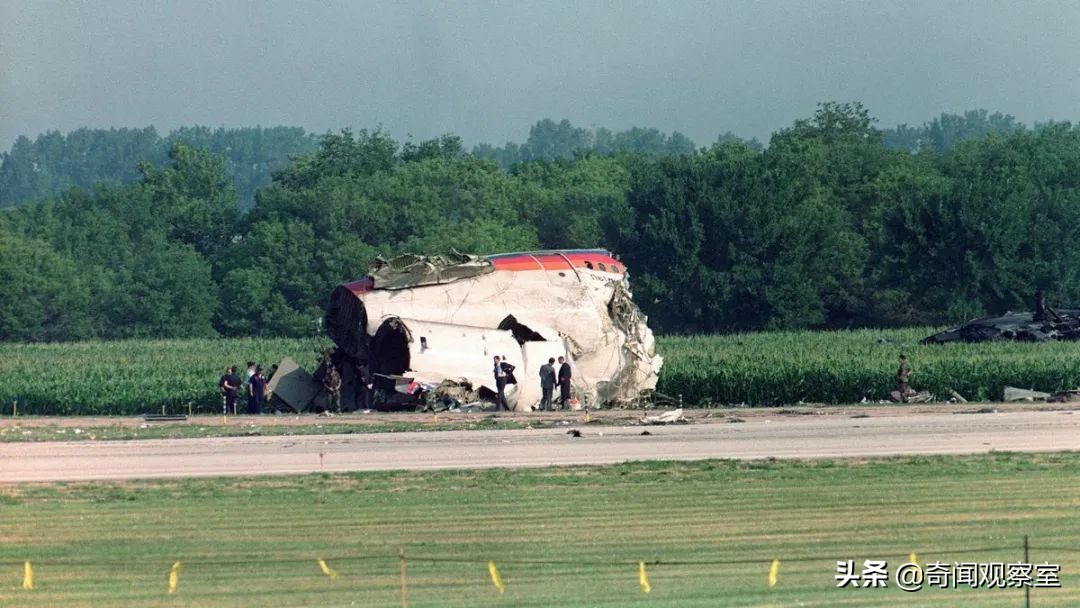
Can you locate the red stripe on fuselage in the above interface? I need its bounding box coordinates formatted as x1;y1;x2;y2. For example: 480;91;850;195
487;251;623;274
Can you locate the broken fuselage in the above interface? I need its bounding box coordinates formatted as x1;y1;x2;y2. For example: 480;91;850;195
324;249;662;410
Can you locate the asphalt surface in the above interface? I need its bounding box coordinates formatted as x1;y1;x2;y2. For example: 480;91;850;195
2;409;1078;482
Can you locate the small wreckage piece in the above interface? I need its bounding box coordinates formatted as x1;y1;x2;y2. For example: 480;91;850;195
923;292;1080;344
315;249;663;412
1003;386;1080;403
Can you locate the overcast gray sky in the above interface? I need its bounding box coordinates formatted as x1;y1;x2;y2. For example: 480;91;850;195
2;0;1079;151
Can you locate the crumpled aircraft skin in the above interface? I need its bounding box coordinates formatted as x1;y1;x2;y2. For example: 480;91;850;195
325;249;662;410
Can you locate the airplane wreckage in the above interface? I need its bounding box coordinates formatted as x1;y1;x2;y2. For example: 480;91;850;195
267;249;663;412
922;292;1080;344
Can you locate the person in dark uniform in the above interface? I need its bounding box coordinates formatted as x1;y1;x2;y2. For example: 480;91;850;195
324;364;343;412
219;366;240;415
557;356;572;409
493;355;515;411
896;354;912;403
248;366;267;414
354;359;373;411
539;357;557;411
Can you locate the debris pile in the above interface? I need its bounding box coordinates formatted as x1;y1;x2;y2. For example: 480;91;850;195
923;292;1080;344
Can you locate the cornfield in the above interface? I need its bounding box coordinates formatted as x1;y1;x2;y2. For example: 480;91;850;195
0;337;331;416
657;328;1080;405
4;330;1080;415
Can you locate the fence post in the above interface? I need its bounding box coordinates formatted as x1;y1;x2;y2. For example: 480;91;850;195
1024;536;1030;608
399;548;408;608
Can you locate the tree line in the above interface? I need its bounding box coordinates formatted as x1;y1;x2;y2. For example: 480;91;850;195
0;108;1031;209
2;102;1080;342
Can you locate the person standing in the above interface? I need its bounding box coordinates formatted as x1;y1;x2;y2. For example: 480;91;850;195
354;359;373;411
896;354;912;403
243;361;256;402
500;356;517;386
248;366;267;414
324;364;343;412
557;356;572;409
539;357;557;411
493;355;511;411
219;366;240;415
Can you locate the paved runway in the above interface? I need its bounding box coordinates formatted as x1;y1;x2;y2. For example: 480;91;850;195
2;409;1078;482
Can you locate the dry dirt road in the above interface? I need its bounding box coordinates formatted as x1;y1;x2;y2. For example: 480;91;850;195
2;407;1078;482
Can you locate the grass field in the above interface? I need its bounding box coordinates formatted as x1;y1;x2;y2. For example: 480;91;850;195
2;453;1078;607
6;330;1080;414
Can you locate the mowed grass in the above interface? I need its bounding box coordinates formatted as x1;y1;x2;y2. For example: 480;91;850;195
1;453;1078;607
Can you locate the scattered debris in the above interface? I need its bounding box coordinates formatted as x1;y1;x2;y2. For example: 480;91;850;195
889;390;934;404
1003;387;1051;402
948;390;968;404
265;357;319;413
638;408;687;425
567;429;582;438
923;292;1080;344
143;414;187;422
1048;390;1080;403
640;430;652;436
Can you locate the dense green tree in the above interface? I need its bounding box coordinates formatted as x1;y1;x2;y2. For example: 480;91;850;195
0;126;315;209
882;109;1026;153
0;234;100;341
139;143;240;260
4;107;1080;342
104;234;218;338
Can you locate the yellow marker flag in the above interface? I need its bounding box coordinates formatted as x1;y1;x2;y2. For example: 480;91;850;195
768;559;780;587
488;561;505;593
22;561;33;590
638;561;651;593
318;558;338;579
168;561;181;594
909;552;918;565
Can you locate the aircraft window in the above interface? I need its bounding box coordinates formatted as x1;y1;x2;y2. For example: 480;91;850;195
584;261;594;270
611;264;620;273
598;262;607;272
558;271;566;277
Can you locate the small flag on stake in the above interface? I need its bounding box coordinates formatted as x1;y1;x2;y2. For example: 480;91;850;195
768;559;780;587
23;561;33;590
638;561;651;593
318;558;338;579
909;552;918;565
488;561;505;593
168;561;181;594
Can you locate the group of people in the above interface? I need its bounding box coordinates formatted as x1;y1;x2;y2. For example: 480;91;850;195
539;356;573;411
219;353;574;415
218;361;275;415
491;354;573;411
